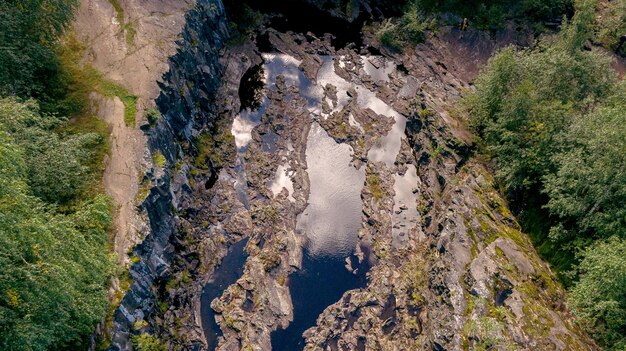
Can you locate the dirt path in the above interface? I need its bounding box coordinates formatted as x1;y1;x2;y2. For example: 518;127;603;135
74;0;191;262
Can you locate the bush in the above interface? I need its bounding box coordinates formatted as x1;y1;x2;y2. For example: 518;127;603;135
377;19;403;50
131;333;167;351
400;2;437;43
0;128;115;350
145;107;161;126
569;237;626;349
152;151;167;168
377;1;436;50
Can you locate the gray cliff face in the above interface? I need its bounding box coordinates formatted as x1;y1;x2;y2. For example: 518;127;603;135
106;1;597;351
107;1;229;350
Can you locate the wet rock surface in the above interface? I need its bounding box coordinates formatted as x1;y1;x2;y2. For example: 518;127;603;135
107;1;598;350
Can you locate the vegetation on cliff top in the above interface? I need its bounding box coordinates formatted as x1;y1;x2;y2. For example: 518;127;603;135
467;0;626;348
0;101;115;350
0;1;118;350
376;0;574;50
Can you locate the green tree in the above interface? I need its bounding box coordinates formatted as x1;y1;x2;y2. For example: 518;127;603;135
0;99;115;350
543;101;626;241
0;98;103;203
0;0;79;99
467;41;614;192
569;237;626;349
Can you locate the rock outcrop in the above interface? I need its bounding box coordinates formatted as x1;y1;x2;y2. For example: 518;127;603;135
102;1;598;350
299;29;597;351
106;1;231;349
75;0;191;263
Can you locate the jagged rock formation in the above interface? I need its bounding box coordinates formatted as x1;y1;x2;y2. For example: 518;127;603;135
104;1;598;350
298;30;596;350
106;1;230;349
75;0;190;264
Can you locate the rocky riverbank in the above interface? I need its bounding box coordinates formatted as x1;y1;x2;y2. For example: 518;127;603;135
104;1;598;350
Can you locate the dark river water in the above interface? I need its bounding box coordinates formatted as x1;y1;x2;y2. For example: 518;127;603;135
271;120;371;349
200;239;249;350
271;249;369;350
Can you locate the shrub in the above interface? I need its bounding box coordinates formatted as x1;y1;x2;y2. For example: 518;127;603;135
131;333;167;351
569;237;626;348
145;107;161;126
377;19;403;50
152;151;167;168
377;1;436;50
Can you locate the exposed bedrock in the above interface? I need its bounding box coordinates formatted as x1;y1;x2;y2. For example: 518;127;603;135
105;1;597;350
106;0;230;349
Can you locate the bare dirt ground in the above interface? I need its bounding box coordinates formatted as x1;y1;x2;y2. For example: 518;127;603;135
74;0;192;262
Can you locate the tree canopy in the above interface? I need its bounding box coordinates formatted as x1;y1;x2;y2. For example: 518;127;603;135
0;0;79;99
0;99;115;350
467;1;626;348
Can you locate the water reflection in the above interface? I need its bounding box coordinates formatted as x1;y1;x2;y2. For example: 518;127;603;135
296;122;365;257
270;163;295;202
361;56;394;82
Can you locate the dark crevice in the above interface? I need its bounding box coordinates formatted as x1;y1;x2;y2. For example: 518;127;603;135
238;64;265;111
200;239;249;350
224;0;373;49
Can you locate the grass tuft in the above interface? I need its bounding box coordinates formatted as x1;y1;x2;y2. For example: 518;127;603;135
58;33;138;126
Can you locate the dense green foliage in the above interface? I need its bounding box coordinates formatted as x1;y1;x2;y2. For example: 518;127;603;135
0;0;78;100
0;1;118;350
0;99;115;350
467;0;626;348
413;0;571;29
543;99;625;243
376;1;437;50
131;333;167;351
569;237;626;349
0;99;106;203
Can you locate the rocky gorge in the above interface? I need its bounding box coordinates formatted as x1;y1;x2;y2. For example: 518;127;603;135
104;0;600;350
